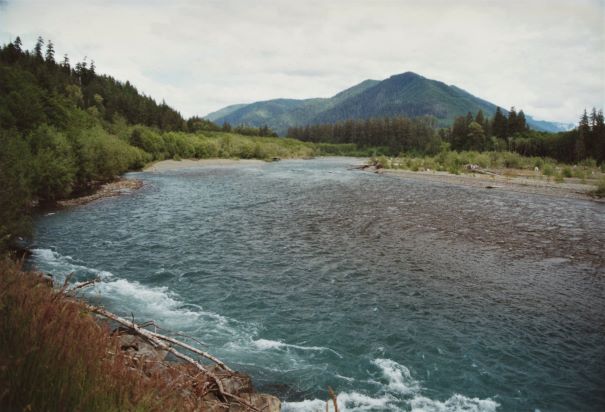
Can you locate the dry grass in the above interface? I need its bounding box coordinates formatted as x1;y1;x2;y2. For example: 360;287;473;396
0;258;208;412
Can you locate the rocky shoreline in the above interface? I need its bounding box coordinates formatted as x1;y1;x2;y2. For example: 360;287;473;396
113;329;281;411
364;166;604;202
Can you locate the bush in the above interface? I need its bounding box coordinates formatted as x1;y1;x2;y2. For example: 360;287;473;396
562;167;573;178
543;164;555;176
592;178;605;198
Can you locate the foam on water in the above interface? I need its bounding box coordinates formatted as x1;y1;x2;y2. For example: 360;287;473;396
30;248;241;335
409;394;499;412
283;358;498;412
373;358;420;395
253;338;343;358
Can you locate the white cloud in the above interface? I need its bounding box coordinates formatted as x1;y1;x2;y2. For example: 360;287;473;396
1;0;603;123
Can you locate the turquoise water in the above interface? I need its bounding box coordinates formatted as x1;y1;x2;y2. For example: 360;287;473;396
30;158;605;411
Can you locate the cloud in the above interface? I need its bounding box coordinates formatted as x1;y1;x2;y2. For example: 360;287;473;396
1;0;603;123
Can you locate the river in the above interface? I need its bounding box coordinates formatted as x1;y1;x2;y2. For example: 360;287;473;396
29;158;605;411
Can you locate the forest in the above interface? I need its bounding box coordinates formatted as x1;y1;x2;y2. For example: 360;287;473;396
288;108;605;164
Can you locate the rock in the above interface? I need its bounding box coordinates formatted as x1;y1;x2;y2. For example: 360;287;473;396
229;393;281;412
117;333;168;362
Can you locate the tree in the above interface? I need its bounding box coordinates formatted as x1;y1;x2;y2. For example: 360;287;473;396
508;107;518;136
475;110;485;127
34;36;44;60
467;121;486;151
13;36;22;53
45;40;55;63
465;111;474;126
492;107;507;139
576;110;590;161
517;110;528;133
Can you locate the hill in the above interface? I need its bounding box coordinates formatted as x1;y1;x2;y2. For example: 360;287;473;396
206;72;566;134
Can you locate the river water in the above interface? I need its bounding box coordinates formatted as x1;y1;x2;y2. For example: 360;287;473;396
30;158;605;411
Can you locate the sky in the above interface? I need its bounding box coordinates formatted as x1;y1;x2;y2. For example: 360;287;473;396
1;0;604;123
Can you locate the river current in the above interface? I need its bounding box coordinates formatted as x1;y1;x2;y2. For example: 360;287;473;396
30;158;605;411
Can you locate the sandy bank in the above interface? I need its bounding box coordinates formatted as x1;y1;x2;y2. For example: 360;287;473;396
372;168;603;202
144;158;266;172
57;179;143;207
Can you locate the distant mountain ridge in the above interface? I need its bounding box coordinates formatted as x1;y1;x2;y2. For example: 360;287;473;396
205;72;571;135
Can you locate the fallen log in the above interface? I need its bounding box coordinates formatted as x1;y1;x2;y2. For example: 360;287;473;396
85;303;260;411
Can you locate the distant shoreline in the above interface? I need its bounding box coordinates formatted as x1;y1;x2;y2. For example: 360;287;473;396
370;168;603;202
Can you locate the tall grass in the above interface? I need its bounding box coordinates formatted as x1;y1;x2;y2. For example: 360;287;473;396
0;259;198;411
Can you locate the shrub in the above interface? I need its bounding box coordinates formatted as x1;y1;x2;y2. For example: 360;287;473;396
592;178;605;198
562;167;573;178
543;164;555;176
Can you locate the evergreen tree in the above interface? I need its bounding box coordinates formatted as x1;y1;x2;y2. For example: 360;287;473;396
62;54;69;66
595;109;605;162
492;107;507;139
508;107;518;135
576;110;590;161
517;110;528;132
34;36;44;60
465;111;474;125
45;40;55;63
475;110;485;127
13;36;22;53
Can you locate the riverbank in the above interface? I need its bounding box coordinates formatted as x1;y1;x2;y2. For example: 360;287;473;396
0;258;280;411
366;167;604;202
57;179;144;207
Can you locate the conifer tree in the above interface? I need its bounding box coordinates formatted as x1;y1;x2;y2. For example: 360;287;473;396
492;107;507;138
34;36;44;59
45;40;55;63
13;36;22;53
517;110;528;132
475;110;485;127
576;110;590;161
508;107;518;135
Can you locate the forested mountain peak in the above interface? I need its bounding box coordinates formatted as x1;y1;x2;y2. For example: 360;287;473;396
206;71;565;135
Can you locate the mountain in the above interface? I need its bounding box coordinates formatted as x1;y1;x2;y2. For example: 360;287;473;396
206;103;249;121
205;72;566;135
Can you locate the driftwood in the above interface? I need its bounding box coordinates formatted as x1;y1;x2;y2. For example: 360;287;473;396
327;386;339;412
83;303;260;411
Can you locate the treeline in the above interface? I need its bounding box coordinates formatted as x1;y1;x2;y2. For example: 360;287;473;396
446;107;605;163
187;118;279;137
287;116;441;154
287;106;605;164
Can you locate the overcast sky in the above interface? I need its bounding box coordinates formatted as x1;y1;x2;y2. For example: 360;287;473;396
1;0;604;123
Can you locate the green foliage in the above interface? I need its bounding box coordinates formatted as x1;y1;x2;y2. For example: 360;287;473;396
562;166;573;178
0;130;32;251
542;164;555;176
591;178;605;198
385;151;602;186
